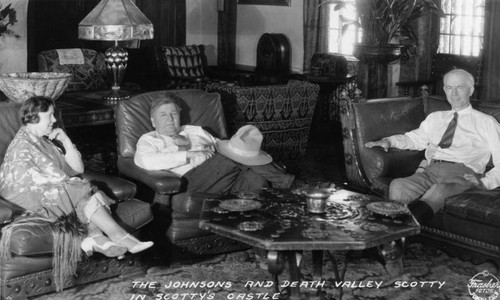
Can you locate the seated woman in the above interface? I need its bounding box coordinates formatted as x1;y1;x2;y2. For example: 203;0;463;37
134;94;295;195
0;97;153;272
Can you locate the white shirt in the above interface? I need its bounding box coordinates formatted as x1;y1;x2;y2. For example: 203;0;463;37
386;105;500;189
134;125;217;176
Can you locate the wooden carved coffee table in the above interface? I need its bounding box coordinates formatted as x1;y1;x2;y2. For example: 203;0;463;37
199;188;421;299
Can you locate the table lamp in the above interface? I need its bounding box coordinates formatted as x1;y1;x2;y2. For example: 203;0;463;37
78;0;153;104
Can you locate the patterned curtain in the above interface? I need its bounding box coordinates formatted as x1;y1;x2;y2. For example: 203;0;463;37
482;0;500;102
303;0;330;72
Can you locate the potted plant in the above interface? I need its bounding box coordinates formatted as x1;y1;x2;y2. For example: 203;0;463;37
320;0;444;97
323;0;444;61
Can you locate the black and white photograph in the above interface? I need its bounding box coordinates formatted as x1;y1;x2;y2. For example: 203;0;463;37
0;0;498;299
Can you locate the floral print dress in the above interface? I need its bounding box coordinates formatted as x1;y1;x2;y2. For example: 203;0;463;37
0;127;92;222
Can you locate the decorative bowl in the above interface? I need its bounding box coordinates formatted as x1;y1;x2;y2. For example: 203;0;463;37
304;189;330;214
0;72;72;103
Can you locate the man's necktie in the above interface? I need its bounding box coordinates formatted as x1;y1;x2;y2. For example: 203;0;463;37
438;112;458;149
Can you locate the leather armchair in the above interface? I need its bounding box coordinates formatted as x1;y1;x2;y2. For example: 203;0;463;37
339;90;500;267
0;102;153;299
115;89;247;262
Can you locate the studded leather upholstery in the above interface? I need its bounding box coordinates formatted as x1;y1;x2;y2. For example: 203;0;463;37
115;89;248;260
339;91;500;266
0;102;153;299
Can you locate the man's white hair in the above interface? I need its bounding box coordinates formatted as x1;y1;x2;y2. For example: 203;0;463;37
443;69;475;87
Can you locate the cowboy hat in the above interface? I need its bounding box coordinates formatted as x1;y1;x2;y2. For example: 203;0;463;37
216;125;272;166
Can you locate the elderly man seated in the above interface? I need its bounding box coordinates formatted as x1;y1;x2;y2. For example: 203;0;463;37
366;69;500;222
134;93;295;195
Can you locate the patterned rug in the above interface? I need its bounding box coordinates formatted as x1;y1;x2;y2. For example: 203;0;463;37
35;243;494;300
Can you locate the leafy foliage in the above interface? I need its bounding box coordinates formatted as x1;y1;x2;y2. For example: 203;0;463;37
321;0;444;47
0;3;20;39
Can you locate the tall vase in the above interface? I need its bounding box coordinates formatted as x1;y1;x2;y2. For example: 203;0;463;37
353;44;403;99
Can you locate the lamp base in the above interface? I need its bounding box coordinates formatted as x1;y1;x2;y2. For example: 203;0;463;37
103;89;131;105
103;41;129;105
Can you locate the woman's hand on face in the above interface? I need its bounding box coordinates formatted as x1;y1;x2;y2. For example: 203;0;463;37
48;128;70;144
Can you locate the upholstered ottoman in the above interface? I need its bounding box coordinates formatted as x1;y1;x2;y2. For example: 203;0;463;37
443;189;500;247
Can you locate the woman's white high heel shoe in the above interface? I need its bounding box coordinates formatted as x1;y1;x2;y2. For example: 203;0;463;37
81;234;127;258
116;234;154;254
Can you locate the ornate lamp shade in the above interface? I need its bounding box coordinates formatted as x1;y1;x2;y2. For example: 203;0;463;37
78;0;154;104
78;0;153;41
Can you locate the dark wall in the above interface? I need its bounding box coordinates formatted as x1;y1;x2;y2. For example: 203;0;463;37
27;0;99;70
27;0;186;90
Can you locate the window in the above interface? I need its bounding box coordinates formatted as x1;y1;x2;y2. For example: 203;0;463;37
327;0;486;57
327;4;361;55
438;0;485;56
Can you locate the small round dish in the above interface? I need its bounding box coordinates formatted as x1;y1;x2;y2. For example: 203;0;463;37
304;189;330;199
325;203;359;220
366;201;409;217
361;222;389;232
219;199;262;212
238;221;265;231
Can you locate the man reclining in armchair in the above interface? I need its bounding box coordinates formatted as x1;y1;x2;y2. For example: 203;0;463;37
365;69;500;222
134;93;295;195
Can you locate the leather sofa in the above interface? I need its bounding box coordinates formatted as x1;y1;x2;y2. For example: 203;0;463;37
339;89;500;267
0;102;153;299
115;89;247;262
206;80;320;165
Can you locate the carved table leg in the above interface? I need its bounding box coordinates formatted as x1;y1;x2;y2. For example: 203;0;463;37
266;250;286;293
266;250;302;299
327;250;350;300
378;238;405;276
312;250;324;296
286;251;301;299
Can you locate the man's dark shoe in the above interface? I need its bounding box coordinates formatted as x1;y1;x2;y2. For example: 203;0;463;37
408;200;434;223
